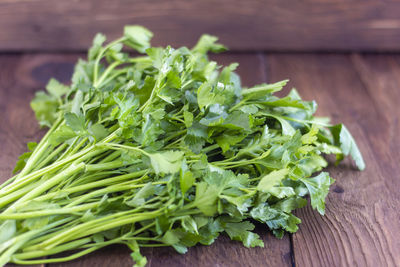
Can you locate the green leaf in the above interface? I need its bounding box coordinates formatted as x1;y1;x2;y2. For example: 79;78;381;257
13;152;31;174
181;216;199;234
0;220;16;244
192;34;227;54
223;221;264;248
12;142;38;174
242;80;288;100
64;112;86;134
183;110;193;128
162;230;181;245
88;33;106;60
215;131;246;153
199;104;228;126
124;25;153;53
127;241;147;267
49;125;77;146
301;124;319;144
257;169;289;193
266;114;296;136
197;83;225;111
194;182;219;216
131;250;147;267
88;123;108;141
125;183;155;207
46;78;70;98
300;172;334;215
180;164;195;195
30;91;59;127
330;124;365;170
148;151;184;174
22;216;50;231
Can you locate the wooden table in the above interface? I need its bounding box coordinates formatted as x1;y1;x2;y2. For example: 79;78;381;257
1;51;399;267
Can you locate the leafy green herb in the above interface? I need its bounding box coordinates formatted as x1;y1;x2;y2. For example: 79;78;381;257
0;25;364;266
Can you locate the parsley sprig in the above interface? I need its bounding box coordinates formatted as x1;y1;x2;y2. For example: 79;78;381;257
0;25;364;266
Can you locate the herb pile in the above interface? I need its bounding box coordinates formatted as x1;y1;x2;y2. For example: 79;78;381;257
0;25;364;266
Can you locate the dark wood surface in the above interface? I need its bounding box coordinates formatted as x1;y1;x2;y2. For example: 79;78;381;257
2;0;400;52
1;52;400;266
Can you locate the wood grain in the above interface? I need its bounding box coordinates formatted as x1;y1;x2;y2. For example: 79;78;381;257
1;0;400;52
0;53;291;267
267;54;400;267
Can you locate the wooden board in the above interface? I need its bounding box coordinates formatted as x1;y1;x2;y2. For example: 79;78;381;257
0;53;291;267
267;54;400;266
2;0;400;52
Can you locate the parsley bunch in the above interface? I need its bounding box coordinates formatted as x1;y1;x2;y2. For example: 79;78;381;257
0;26;364;266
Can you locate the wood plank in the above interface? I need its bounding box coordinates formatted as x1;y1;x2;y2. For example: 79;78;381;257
351;54;400;181
0;53;291;266
1;1;400;52
267;54;400;267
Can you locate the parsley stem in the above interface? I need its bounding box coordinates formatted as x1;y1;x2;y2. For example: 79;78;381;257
93;37;127;85
5;162;86;212
0;182;38;208
164;129;186;143
1;129;120;196
0;202;99;219
0;217;73;266
32;143;68;172
97;69;128;88
94;60;122;88
0;147;104;196
103;143;149;156
42;210;164;250
15;117;62;179
85;159;125;172
202;144;219;153
12;237;92;260
64;181;151;207
11;246;101;265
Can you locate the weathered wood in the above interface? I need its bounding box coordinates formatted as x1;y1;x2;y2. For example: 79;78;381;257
1;0;400;52
0;53;291;267
267;54;400;267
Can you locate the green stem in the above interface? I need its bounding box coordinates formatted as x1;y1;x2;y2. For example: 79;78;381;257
0;217;73;266
1;130;119;196
40;198;174;250
64;181;146;207
15;117;63;179
0;147;102;196
202;144;219;153
127;56;151;64
0;182;39;209
93;37;127;85
164;130;186;143
0;202;98;219
12;238;92;260
11;246;101;265
5;162;86;213
34;170;147;202
32;143;68;172
103;143;149;156
97;69;128;88
57;136;80;161
85;159;125;172
94;61;122;88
